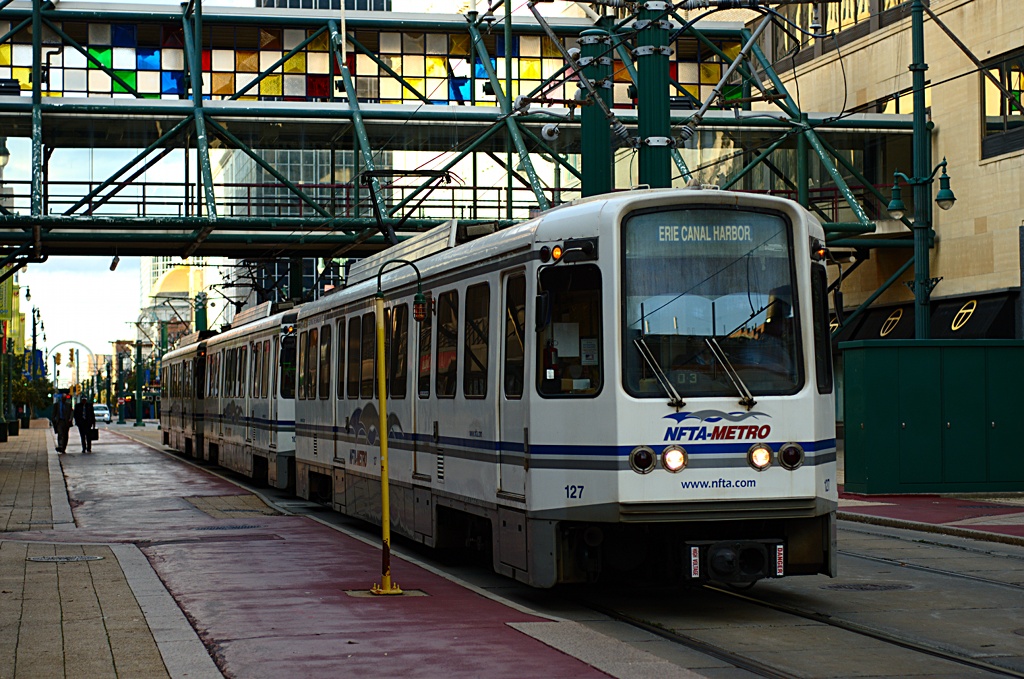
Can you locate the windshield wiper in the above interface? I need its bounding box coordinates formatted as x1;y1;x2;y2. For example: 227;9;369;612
704;337;757;410
633;302;685;410
634;337;685;411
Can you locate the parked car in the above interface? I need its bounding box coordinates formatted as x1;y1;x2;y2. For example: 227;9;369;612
93;404;111;424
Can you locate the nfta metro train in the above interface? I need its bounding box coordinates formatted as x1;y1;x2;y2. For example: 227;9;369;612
162;187;837;588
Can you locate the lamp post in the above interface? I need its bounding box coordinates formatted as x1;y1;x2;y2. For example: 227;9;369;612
887;157;957;339
116;350;126;425
134;341;144;427
884;0;959;340
369;259;427;596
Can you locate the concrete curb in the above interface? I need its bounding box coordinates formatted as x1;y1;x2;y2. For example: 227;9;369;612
112;544;222;679
45;428;76;531
837;512;1024;548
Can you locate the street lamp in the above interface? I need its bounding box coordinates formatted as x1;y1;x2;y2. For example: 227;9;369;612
887;158;957;221
368;258;428;596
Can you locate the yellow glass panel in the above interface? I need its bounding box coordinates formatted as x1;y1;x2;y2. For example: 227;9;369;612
309;31;330;52
426;56;447;78
238;95;257;101
541;37;561;58
404;77;425;98
12;67;30;89
260;74;282;96
236;51;259;73
212;72;234;96
380;78;402;99
520;58;541;80
699;63;721;84
284;53;306;74
683;84;698;100
449;34;470;57
722;43;741;61
381;99;402;105
42;91;61;97
0;45;9;67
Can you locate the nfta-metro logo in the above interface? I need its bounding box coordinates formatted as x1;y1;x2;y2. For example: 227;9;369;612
662;410;771;442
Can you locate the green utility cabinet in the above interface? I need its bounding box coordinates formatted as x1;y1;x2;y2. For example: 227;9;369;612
841;340;1024;494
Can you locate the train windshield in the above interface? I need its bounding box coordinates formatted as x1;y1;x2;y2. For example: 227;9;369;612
622;207;802;398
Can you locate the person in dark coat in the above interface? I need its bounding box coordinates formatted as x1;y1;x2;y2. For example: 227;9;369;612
74;397;97;453
52;394;74;453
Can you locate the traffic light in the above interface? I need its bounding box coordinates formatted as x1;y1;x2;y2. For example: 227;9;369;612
55;352;61;365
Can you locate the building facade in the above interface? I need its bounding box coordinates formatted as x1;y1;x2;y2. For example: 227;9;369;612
766;0;1023;341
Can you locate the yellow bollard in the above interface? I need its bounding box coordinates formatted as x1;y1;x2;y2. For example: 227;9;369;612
371;294;402;596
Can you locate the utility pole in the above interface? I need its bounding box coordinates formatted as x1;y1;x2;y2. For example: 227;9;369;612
116;349;126;425
910;0;934;339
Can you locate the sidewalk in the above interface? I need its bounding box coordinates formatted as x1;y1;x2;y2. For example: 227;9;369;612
1;421;703;679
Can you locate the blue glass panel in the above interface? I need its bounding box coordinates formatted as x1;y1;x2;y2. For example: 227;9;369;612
137;48;161;71
495;36;518;58
473;58;494;79
161;70;184;94
449;78;470;102
111;24;137;48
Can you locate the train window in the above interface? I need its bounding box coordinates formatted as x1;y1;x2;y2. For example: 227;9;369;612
252;343;262;398
239;346;248;398
503;274;526;399
436;290;458;398
537;264;603;397
261;341;271;398
390;304;408;399
360;311;376;399
418;294;432;399
811;265;834;394
347;316;360;398
463;283;489;398
319;324;331;400
280;333;296;400
307;328;319;400
297;331;308;399
622;207;802;397
335;318;346;399
224;349;233;397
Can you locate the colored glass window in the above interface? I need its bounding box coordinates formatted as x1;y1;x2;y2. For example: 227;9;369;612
12;67;29;89
260;28;282;50
161;70;184;94
162;49;184;71
307;75;330;99
89;24;111;46
284;75;305;97
236;50;259;73
283;29;305;51
520;58;541;80
308;52;330;74
88;70;111;92
212;50;234;72
496;36;518;58
137;47;160;71
449;77;470;102
138;71;161;94
112;47;135;70
284;52;306;74
161;27;184;48
112;70;137;94
111;24;136;48
0;45;9;67
87;47;112;70
309;31;330;52
212;72;234;96
202;49;211;72
260;51;283;73
449;35;470;57
426;56;446;78
260;74;283;96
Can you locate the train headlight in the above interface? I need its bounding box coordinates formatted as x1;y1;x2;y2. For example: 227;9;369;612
629;446;656;474
779;442;804;470
661;445;687;473
747;443;772;471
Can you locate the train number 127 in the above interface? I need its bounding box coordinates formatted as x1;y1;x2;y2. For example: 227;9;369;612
564;485;584;499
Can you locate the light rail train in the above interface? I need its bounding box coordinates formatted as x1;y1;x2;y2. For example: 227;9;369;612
162;187;838;587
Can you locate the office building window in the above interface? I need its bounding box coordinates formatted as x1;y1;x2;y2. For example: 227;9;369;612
982;49;1024;158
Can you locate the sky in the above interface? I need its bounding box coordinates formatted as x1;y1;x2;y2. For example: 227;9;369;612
20;257;142;382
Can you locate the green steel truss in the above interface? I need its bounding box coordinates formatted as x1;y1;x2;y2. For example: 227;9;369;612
0;0;913;291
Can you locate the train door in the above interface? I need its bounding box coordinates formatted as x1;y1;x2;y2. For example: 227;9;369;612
498;273;527;497
194;347;207;460
413;293;434;478
332;317;345;464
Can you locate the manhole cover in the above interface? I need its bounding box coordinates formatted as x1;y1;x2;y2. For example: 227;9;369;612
822;583;912;592
194;525;262;531
27;555;104;563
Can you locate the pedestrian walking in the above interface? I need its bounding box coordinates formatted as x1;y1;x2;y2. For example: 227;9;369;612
52;394;74;454
74;396;97;453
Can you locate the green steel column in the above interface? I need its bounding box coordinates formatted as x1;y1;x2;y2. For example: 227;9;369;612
636;1;671;189
910;0;933;339
579;30;613;196
194;291;208;332
134;341;144;427
0;337;6;437
182;0;218;220
30;0;42;219
797;115;809;207
505;1;513;220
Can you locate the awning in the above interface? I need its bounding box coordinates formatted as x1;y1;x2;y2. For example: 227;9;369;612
929;294;1016;339
846;304;916;341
